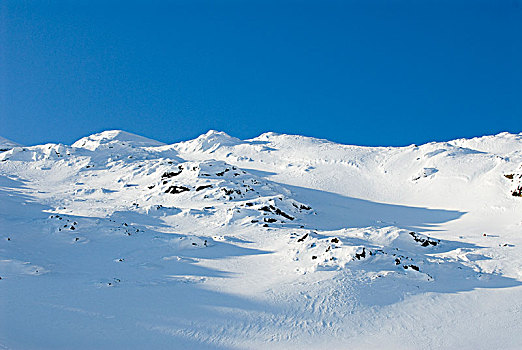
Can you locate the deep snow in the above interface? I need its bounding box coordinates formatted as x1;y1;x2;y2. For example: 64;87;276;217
0;130;521;349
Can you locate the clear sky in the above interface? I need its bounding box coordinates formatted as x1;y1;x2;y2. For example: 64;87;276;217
1;0;521;146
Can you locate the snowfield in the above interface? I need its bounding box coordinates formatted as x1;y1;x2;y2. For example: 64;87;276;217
1;130;521;349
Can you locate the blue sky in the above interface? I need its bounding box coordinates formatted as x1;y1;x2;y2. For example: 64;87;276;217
1;0;520;146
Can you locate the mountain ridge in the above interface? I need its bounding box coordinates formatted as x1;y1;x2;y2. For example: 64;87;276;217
0;129;521;349
4;129;520;151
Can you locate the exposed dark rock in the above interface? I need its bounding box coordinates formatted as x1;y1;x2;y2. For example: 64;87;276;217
165;186;190;194
221;188;241;196
273;208;294;220
292;203;312;211
259;204;294;220
355;248;366;260
297;233;309;242
196;185;212;191
404;264;420;271
216;168;230;176
409;231;439;247
162;166;183;179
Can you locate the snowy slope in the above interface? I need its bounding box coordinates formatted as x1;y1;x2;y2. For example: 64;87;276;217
0;130;521;349
72;129;166;150
0;136;21;151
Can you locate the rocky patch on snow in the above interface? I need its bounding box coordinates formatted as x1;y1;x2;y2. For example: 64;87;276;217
504;167;522;197
288;227;443;281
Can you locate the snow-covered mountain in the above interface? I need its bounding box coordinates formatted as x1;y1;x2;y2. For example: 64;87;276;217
1;130;521;349
0;136;21;151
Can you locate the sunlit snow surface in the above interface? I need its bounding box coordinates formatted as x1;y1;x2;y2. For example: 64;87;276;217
1;130;521;349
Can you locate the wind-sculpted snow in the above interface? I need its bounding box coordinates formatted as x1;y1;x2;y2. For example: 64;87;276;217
0;130;521;349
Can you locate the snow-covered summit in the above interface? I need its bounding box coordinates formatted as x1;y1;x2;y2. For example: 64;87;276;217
0;136;22;151
448;131;522;155
72;130;165;151
173;130;244;153
252;131;333;146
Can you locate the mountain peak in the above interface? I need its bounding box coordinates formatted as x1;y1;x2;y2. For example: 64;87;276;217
447;131;522;155
0;136;22;151
203;129;230;137
174;130;243;153
72;130;165;151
